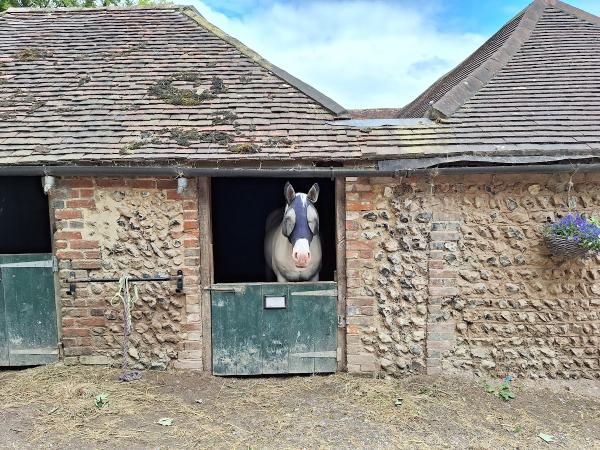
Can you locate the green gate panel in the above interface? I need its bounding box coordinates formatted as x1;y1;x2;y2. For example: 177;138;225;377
0;254;58;366
261;284;290;375
290;284;338;374
212;284;263;376
288;286;317;374
0;278;8;365
211;282;337;376
232;284;263;375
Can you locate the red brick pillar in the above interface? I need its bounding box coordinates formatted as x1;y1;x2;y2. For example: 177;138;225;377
53;177;105;364
426;211;460;375
174;183;203;369
345;177;377;373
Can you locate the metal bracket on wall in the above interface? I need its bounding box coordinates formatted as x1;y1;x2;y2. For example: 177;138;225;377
65;269;184;296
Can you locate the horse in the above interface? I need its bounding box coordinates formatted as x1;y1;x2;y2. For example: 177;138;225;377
264;182;322;282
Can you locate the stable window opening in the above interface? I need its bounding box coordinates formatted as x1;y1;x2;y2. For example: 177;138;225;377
211;177;336;283
0;176;51;254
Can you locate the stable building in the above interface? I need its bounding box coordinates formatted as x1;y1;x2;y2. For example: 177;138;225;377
0;0;600;379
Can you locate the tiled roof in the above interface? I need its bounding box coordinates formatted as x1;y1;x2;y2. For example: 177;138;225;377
2;0;599;168
399;8;526;119
366;0;600;164
0;6;360;165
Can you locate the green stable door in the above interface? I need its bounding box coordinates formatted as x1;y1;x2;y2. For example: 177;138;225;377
0;254;58;366
212;282;337;375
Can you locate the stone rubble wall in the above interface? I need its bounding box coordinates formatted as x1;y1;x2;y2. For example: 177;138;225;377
48;173;600;379
346;178;431;376
51;177;202;370
346;173;600;380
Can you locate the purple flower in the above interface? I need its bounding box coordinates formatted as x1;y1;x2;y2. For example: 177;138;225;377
548;213;600;251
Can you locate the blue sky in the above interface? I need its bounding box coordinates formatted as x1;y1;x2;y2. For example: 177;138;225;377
190;0;600;109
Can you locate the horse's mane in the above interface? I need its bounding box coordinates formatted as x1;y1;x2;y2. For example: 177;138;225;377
265;208;284;231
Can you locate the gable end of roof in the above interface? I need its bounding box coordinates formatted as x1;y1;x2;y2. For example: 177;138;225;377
428;0;547;119
402;0;600;120
554;0;600;25
398;6;526;118
180;6;348;117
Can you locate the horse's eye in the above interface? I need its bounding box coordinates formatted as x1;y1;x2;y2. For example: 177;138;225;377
282;210;295;236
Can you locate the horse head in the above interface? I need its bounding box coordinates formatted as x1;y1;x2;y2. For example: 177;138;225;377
282;182;320;268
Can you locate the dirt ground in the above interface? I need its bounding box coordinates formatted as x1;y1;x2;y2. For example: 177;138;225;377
0;365;599;449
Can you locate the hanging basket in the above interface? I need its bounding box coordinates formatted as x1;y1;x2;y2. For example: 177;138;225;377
544;234;590;258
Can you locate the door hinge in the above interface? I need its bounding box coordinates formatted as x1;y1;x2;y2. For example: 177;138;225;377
203;285;245;294
0;260;54;268
337;315;346;327
52;256;58;273
290;289;338;297
290;351;337;358
10;348;59;355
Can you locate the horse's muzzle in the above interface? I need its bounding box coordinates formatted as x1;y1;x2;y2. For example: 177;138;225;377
293;251;311;268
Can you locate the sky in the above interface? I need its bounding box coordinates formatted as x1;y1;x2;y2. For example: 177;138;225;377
189;0;600;110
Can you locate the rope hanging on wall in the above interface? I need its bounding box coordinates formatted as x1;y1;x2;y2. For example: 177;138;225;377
110;275;142;382
428;168;440;197
566;168;578;212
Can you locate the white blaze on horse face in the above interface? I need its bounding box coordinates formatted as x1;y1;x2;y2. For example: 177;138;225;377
298;193;308;207
292;238;311;268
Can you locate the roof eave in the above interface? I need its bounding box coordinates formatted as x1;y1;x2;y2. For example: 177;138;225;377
4;5;182;12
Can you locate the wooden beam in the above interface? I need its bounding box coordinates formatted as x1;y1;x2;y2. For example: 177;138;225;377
198;177;214;373
335;176;347;371
47;189;63;352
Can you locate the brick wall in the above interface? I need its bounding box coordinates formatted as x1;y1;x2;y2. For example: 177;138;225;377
50;177;202;369
47;172;600;379
345;177;377;373
346;173;600;380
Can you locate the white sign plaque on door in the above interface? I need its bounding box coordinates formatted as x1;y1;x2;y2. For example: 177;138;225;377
264;295;287;309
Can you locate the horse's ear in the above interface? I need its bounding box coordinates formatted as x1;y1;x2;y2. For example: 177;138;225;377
284;182;295;204
307;183;319;203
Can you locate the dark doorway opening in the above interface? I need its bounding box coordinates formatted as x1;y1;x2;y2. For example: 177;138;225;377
211;178;336;283
0;177;51;254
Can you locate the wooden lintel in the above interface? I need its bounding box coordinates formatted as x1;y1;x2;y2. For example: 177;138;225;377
198;177;214;373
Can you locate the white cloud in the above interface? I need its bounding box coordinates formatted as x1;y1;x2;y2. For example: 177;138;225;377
190;1;486;109
573;0;600;16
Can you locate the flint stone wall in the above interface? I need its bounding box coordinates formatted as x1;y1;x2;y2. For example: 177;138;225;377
346;173;600;380
51;177;202;370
